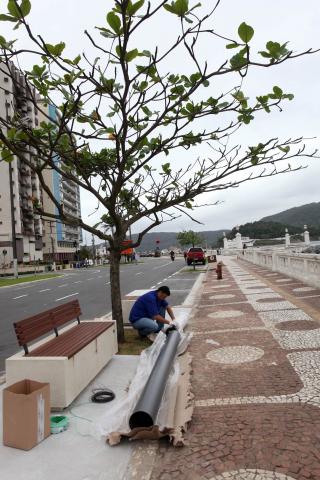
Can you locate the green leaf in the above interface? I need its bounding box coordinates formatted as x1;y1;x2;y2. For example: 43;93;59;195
161;162;171;174
230;52;247;70
7;0;20;17
142;105;152;116
278;146;290;153
175;0;189;16
226;43;239;49
164;3;176;14
31;64;46;77
272;85;283;98
107;11;121;34
238;22;254;43
20;0;31;16
190;72;201;84
125;48;139;62
0;35;7;46
1;148;14;162
0;13;16;21
7;0;31;18
7;127;16;140
164;0;189;17
127;0;145;16
45;42;66;56
72;54;81;65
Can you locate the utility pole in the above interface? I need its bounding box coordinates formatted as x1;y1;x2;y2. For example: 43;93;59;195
6;103;18;278
92;233;96;265
49;220;56;271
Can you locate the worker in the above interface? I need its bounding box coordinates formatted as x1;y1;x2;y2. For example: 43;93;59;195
129;286;175;338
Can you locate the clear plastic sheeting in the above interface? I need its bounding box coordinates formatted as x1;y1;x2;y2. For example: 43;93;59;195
93;307;193;445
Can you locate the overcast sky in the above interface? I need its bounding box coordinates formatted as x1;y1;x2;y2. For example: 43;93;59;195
3;0;320;234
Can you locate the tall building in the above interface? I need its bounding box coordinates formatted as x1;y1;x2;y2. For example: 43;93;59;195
41;105;82;263
0;63;43;266
0;63;82;267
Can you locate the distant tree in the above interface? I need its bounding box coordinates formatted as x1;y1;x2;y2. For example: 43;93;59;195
79;246;92;260
177;230;203;248
228;221;302;240
0;1;318;341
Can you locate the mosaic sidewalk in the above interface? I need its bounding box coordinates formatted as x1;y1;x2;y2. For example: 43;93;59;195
150;257;320;480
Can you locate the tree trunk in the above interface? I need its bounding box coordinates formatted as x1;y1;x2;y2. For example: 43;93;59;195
109;249;125;343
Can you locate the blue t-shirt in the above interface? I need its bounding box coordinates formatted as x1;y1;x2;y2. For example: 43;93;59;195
129;290;168;323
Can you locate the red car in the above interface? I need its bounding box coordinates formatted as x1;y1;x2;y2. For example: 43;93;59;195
187;247;206;266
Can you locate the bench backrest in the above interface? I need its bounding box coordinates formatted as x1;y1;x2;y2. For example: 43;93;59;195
14;299;82;354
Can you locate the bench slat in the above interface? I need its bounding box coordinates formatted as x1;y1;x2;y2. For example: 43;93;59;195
27;322;113;359
13;300;81;348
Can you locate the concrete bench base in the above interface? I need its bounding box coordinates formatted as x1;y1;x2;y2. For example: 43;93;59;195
6;320;118;409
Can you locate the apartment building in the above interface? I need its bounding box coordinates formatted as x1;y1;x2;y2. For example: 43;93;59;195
0;63;43;266
0;63;82;266
41;104;82;263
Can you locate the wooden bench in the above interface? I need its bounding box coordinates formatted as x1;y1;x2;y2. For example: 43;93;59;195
6;300;118;408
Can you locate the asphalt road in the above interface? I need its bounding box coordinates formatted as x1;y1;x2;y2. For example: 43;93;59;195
0;257;199;371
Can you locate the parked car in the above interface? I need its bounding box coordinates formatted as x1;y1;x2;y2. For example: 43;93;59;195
187;247;206;266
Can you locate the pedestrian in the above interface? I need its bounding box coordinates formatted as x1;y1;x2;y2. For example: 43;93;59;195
184;251;187;262
129;286;176;339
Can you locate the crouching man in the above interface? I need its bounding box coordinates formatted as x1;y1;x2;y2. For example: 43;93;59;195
129;286;175;338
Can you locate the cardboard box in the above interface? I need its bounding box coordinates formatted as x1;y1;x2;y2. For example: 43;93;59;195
3;379;50;450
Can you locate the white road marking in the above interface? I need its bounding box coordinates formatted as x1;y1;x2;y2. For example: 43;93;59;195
153;262;172;269
150;285;156;289
135;272;143;276
13;294;28;299
87;278;94;281
74;280;82;284
58;284;69;288
55;292;78;302
98;275;103;278
39;288;51;292
106;282;110;285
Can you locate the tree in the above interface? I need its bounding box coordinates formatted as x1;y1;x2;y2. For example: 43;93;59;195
0;0;318;342
177;230;203;248
79;245;92;261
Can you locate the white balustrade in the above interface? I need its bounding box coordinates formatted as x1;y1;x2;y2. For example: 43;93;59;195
243;249;320;288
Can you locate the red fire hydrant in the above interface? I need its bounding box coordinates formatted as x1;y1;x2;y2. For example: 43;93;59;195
216;261;223;280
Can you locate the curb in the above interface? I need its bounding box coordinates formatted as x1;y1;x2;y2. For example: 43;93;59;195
182;272;206;307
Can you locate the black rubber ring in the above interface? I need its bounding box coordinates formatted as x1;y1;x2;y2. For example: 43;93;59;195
91;389;116;403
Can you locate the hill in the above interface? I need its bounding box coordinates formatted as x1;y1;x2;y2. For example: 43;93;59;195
131;230;228;251
261;202;320;228
227;221;304;240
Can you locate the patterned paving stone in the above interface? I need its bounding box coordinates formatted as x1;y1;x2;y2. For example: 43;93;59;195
206;346;265;364
276;320;319;331
150;259;320;480
208;310;244;319
152;404;320;480
209;294;236;300
293;287;317;292
210;470;296;480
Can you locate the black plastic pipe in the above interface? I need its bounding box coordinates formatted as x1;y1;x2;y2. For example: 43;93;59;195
129;327;181;430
